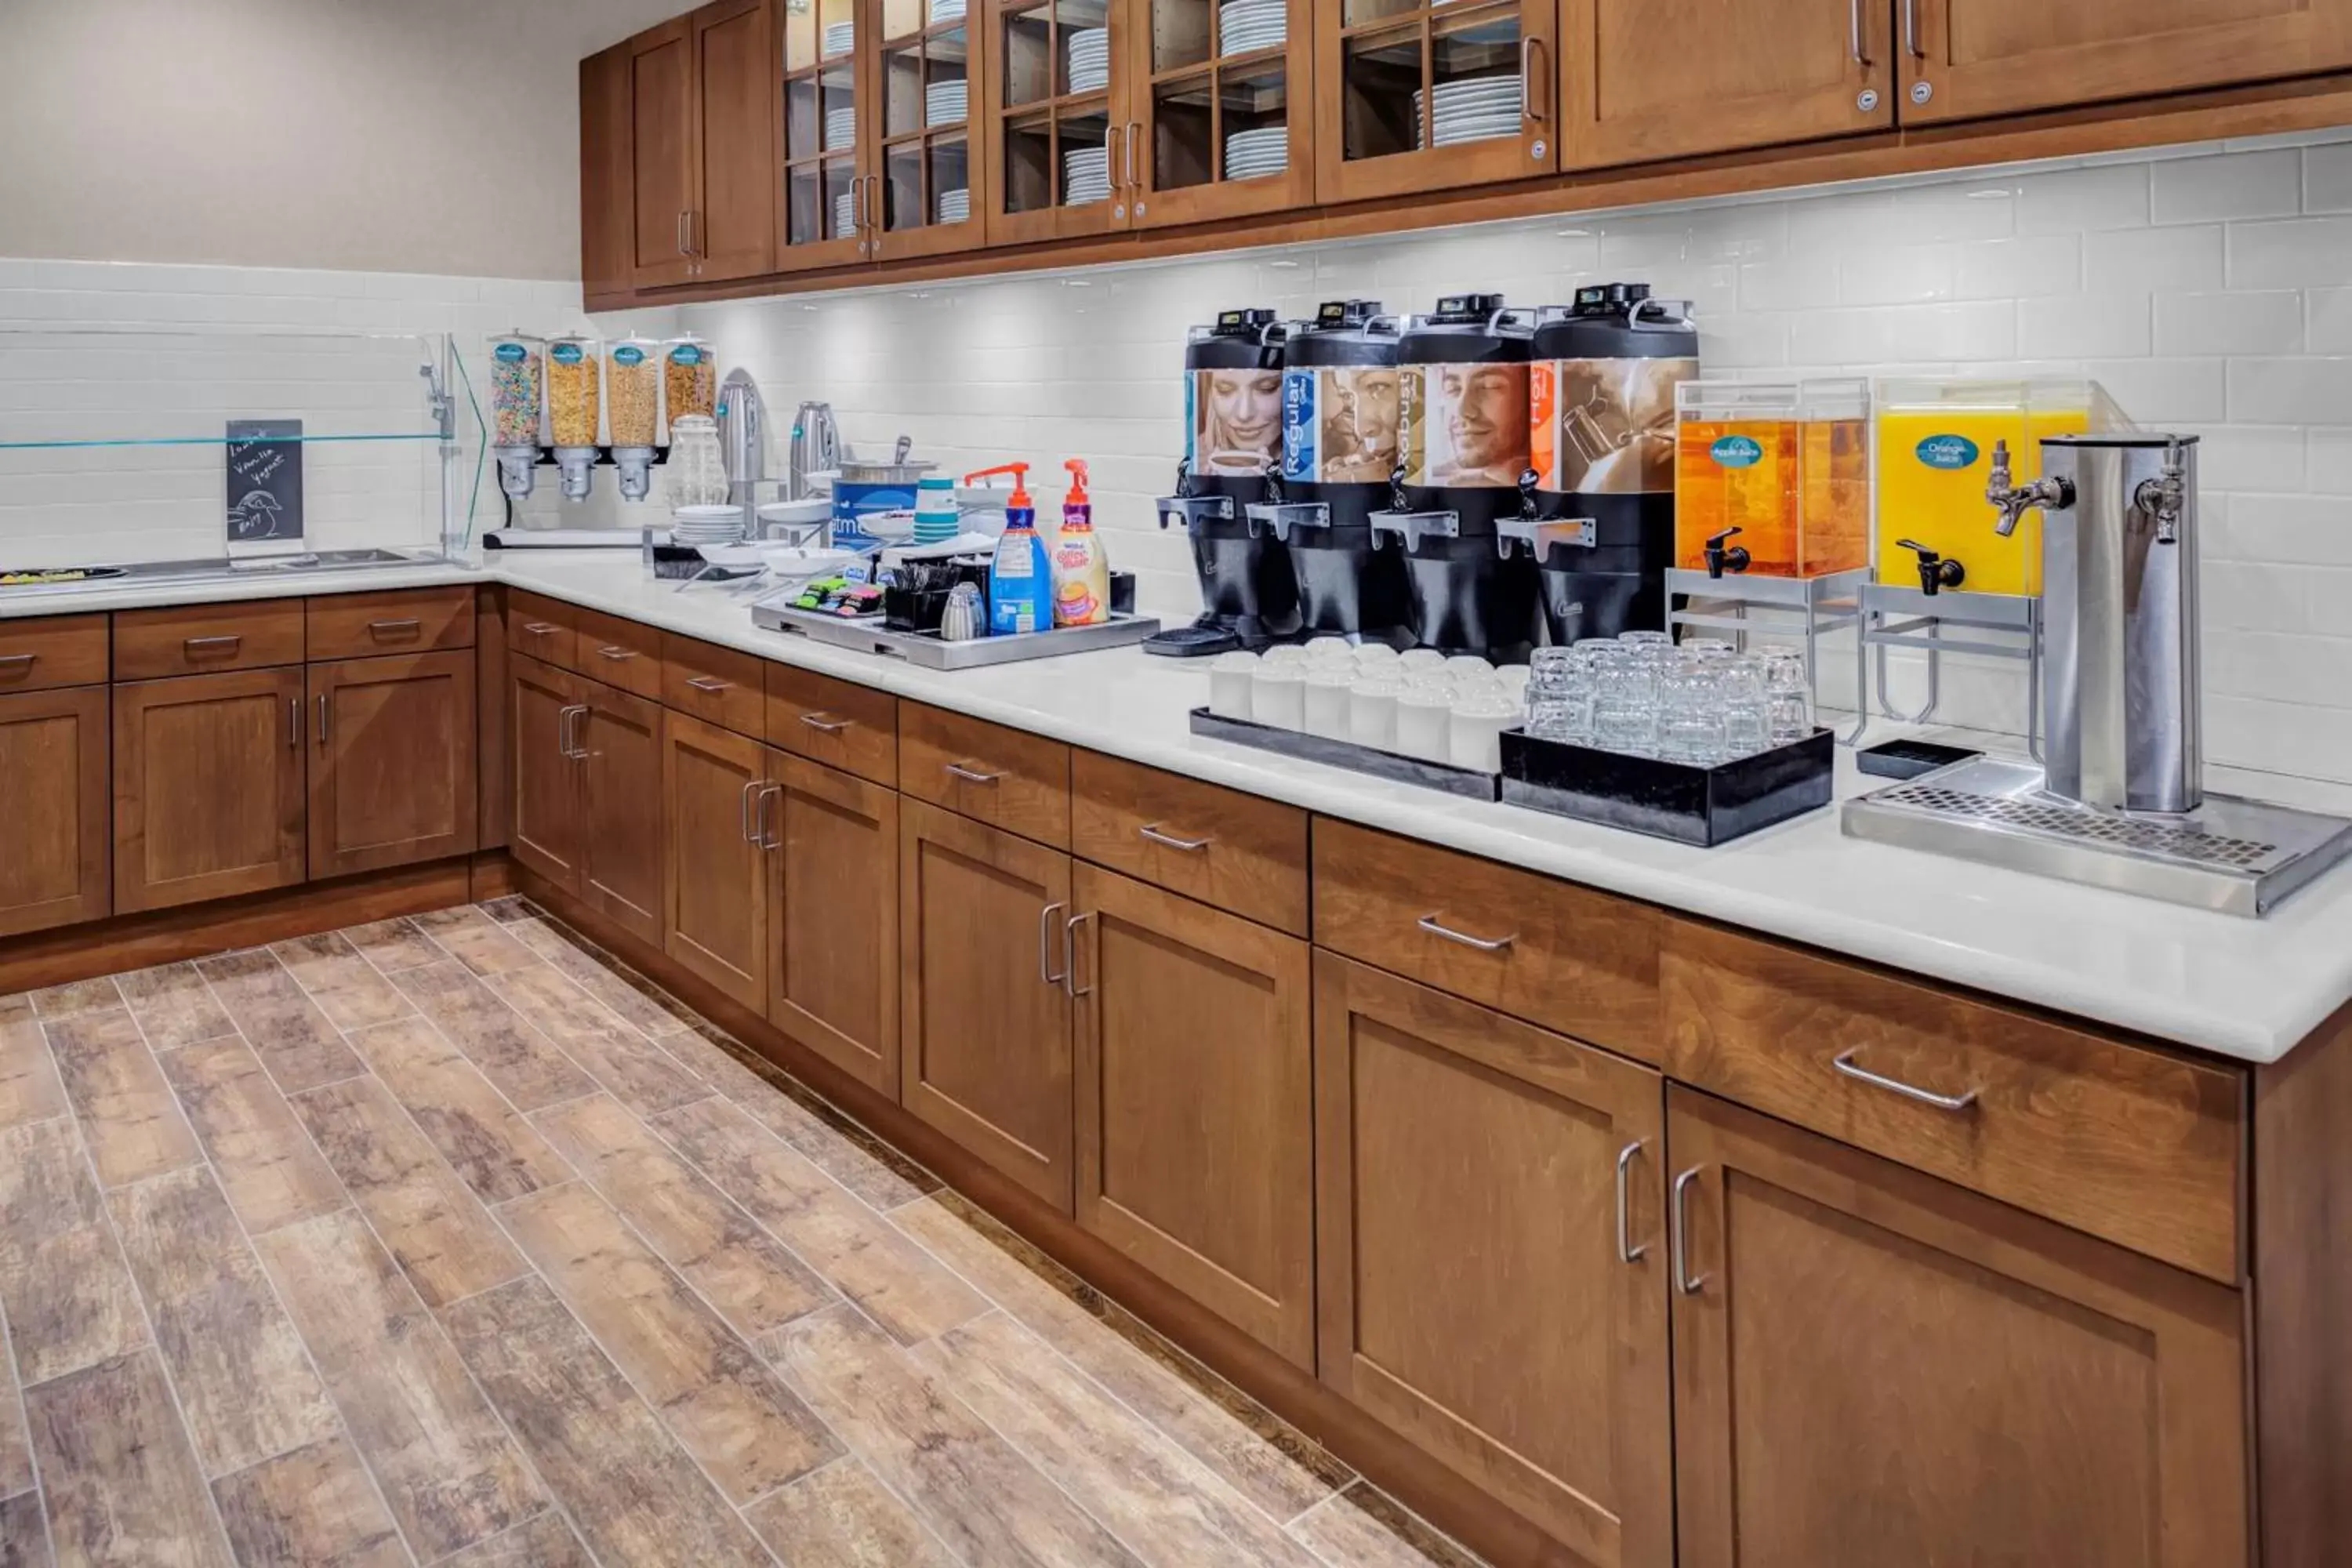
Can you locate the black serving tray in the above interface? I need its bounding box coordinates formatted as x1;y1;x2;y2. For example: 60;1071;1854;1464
1189;707;1501;801
1497;727;1834;846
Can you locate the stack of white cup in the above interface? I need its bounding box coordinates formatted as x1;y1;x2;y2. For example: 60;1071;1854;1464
1207;642;1530;772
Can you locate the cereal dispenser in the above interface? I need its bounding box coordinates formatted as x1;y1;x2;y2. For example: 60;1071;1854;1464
488;332;546;501
605;335;662;502
547;334;601;502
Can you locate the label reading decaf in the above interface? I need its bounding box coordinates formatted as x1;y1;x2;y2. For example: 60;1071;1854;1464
1399;360;1530;489
1915;433;1981;470
493;342;527;364
613;344;646;366
1283;366;1402;486
1529;355;1696;495
1710;434;1765;469
1189;367;1282;478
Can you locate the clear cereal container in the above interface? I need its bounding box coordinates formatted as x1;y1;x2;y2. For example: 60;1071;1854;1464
547;334;601;448
664;335;717;426
486;332;546;448
606;336;662;448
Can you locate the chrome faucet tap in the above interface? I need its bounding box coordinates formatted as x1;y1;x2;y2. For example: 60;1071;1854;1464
2133;436;2188;545
1984;438;2073;538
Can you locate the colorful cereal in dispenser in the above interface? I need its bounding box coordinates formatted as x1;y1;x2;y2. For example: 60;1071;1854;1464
607;337;661;447
547;335;601;448
665;336;716;424
487;332;546;448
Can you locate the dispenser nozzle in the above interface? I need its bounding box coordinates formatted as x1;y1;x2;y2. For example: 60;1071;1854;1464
1704;526;1751;580
1896;538;1965;596
1985;438;2071;539
2135;436;2188;545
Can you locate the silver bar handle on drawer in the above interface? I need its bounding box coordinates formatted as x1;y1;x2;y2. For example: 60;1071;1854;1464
800;712;851;733
1065;910;1094;998
315;693;329;747
1671;1167;1706;1295
1418;914;1515;951
1831;1048;1980;1112
1138;824;1211;852
368;618;422;637
1615;1141;1648;1264
287;696;300;750
524;622;560;637
0;653;33;671
597;644;637;662
186;635;241;654
1038;901;1067;985
1850;0;1871;64
686;675;731;693
946;761;1001;785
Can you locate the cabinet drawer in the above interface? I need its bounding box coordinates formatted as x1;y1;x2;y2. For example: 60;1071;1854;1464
508;590;579;670
306;585;474;660
1071;750;1307;935
766;664;898;787
1312;818;1662;1062
900;702;1069;848
1661;917;2244;1283
572;606;662;698
114;599;306;679
0;614;109;692
662;633;767;738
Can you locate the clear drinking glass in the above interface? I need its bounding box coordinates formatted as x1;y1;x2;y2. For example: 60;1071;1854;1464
1762;649;1813;745
1654;657;1726;765
1718;654;1773;759
1682;637;1737;660
1590;655;1657;755
1524;645;1581;742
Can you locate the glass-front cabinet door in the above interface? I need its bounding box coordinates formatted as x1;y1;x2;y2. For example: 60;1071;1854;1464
777;0;873;270
982;0;1134;244
876;0;987;259
1312;0;1556;204
1126;0;1312;227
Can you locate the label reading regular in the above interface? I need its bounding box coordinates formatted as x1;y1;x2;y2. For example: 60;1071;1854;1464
1709;434;1764;469
1915;434;1981;470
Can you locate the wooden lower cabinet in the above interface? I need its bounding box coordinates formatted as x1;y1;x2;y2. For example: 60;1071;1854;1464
662;712;771;1011
1314;951;1672;1567
899;797;1075;1213
768;753;899;1097
510;655;587;891
307;651;477;879
1666;1084;2248;1568
112;668;308;914
1072;865;1315;1370
579;680;666;945
0;686;110;938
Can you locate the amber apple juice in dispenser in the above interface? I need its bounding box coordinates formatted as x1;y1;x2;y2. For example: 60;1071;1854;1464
1674;378;1869;578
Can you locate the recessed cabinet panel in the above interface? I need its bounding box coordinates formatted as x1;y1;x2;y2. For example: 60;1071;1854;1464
582;681;666;945
665;712;772;1010
307;651;478;880
113;668;309;914
769;752;901;1094
510;655;586;893
0;687;110;938
632;20;699;287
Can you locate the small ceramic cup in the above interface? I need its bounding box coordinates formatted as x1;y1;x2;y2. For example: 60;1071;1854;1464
1395;686;1454;762
1302;667;1356;739
1305;636;1356;666
1449;691;1519;773
1259;643;1311;668
1397;648;1448;677
1207;651;1258;721
1348;675;1403;751
1350;641;1401;672
1250;662;1306;730
1444;653;1494;681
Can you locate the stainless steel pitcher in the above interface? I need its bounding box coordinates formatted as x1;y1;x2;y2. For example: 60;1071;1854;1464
1988;434;2201;814
788;401;841;501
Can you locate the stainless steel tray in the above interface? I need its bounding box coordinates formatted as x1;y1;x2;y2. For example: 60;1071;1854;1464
751;598;1160;669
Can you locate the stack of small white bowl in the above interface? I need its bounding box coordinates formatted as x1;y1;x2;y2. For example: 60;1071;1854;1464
924;78;968;125
1066;27;1110;91
1064;144;1111;205
824;104;858;151
1207;641;1530;772
1414;73;1523;147
823;18;857;55
1224;125;1287;180
1218;0;1285;53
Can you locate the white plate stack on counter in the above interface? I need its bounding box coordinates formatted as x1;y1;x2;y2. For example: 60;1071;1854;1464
935;186;971;223
924;78;968;125
1064;145;1111;205
1224;125;1287;180
1218;0;1285;54
823;18;856;55
824;105;857;151
1415;74;1523;146
1206;641;1532;773
1066;27;1109;92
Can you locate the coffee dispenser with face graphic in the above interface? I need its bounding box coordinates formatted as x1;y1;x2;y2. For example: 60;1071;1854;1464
1246;299;1415;646
1369;294;1542;660
1148;308;1304;657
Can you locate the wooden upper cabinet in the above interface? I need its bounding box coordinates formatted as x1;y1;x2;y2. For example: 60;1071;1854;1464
1126;0;1316;227
307;652;479;880
867;0;993;260
982;0;1138;245
0;687;110;938
580;679;666;946
1315;952;1673;1563
113;669;308;915
582;42;636;304
695;0;781;281
1073;866;1316;1369
631;19;700;288
1312;0;1559;204
775;0;877;272
1903;0;2352;123
663;712;773;1011
510;655;586;894
1667;1085;2248;1568
1559;0;1893;169
768;752;902;1096
900;797;1076;1212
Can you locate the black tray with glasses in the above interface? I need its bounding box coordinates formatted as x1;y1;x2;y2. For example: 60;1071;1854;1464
1497;726;1835;846
1188;707;1502;801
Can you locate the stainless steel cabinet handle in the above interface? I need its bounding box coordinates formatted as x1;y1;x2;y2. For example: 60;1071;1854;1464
524;622;560;637
315;692;329;747
596;644;638;662
1850;0;1871;64
1615;1141;1647;1264
757;782;783;849
185;634;241;655
1904;0;1922;57
559;702;590;760
1138;823;1211;852
800;712;851;733
368;618;422;637
1064;910;1094;998
1831;1048;1980;1112
1417;914;1515;952
1520;36;1548;125
685;675;732;693
1104;125;1122;196
945;761;1001;785
1038;900;1068;985
287;696;300;750
0;653;35;672
678;209;691;258
1672;1167;1706;1295
1125;121;1140;191
739;778;763;842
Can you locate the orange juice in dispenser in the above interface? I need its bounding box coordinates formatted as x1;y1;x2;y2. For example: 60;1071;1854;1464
1674;378;1870;579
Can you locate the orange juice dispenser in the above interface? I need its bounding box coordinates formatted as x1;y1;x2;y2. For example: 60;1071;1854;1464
1674;377;1870;580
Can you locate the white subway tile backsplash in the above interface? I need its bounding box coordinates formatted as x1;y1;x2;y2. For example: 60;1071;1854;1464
1952;234;2082;300
2083;224;2226;292
2228;214;2352;288
1839;245;1956;306
2015;164;2152;233
2154;290;2303;355
2149;150;2303;224
2227;357;2352;423
2302;140;2352;212
2020;294;2151;358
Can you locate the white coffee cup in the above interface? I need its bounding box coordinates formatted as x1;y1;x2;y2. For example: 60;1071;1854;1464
1397;648;1448;677
1303;667;1355;739
1260;643;1311;668
1305;636;1356;665
1208;651;1258;721
1445;653;1494;681
1350;641;1401;671
1251;663;1306;730
1348;676;1402;750
1395;687;1454;761
1449;691;1517;772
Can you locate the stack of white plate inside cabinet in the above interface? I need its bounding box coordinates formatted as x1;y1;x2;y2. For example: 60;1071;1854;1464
925;78;968;125
1067;27;1110;91
823;18;856;54
1218;0;1285;53
1065;143;1111;204
1414;74;1523;146
1225;124;1287;178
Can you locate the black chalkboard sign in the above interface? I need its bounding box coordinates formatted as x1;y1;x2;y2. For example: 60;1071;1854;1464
225;419;305;550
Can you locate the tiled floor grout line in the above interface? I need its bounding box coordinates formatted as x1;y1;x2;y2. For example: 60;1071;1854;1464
139;967;425;1568
0;1287;63;1568
208;941;616;1568
38;1009;243;1563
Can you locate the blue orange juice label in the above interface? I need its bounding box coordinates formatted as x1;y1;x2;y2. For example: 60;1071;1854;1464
1915;434;1980;470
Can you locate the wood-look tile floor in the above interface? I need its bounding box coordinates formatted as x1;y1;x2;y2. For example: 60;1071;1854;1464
0;899;1485;1568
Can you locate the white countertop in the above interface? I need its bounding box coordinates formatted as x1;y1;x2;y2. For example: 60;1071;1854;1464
0;559;485;618
11;550;2347;1065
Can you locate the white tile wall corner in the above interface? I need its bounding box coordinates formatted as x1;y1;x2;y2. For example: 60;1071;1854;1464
680;129;2352;792
0;258;674;568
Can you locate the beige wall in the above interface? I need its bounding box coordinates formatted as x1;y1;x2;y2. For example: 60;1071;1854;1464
0;0;687;278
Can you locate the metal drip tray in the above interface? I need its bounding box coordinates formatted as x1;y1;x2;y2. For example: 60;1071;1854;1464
1842;756;2352;916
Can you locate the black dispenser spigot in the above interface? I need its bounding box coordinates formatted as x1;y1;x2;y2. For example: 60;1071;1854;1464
1173;456;1196;502
1896;539;1965;595
1388;462;1410;515
1704;526;1751;579
1516;466;1541;521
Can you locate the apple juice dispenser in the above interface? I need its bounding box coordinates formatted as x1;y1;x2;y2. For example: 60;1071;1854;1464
1674;377;1869;579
